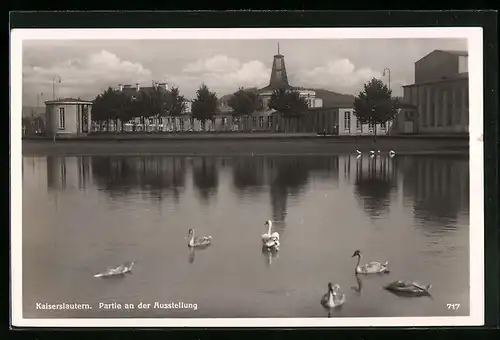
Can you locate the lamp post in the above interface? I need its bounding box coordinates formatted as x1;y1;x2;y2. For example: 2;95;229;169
52;75;61;100
382;68;391;90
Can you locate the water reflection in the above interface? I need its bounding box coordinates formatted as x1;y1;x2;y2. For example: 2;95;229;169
351;155;398;218
261;245;279;267
91;156;186;201
351;274;363;295
42;154;468;231
23;153;470;318
192;157;219;203
232;157;266;194
398;155;469;230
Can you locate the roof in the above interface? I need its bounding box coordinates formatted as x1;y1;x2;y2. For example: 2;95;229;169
398;102;417;109
416;49;468;64
402;72;469;87
436;50;468;57
258;83;293;93
44;98;93;105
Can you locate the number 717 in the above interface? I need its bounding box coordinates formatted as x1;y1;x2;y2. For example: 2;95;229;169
447;303;460;310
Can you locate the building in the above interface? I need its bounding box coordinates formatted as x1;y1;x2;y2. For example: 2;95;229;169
400;50;469;134
44;98;93;137
337;107;394;136
256;44;323;110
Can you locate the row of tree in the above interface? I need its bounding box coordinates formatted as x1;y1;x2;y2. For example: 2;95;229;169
91;78;399;136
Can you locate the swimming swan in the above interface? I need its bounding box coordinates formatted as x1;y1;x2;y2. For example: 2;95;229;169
384;280;432;297
351;250;389;274
94;261;134;278
187;229;212;248
320;283;346;309
262;220;280;250
262;220;280;241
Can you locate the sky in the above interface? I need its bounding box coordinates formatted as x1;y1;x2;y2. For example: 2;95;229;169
22;38;467;106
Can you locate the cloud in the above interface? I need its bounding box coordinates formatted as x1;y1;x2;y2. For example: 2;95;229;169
23;50;152;103
292;58;384;94
165;55;270;98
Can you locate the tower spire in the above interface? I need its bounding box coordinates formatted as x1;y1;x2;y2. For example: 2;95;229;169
277;41;280;55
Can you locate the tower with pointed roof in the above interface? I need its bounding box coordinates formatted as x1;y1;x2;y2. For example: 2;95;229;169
267;42;291;90
256;42;322;112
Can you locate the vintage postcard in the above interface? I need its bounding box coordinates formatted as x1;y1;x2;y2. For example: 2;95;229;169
11;27;484;327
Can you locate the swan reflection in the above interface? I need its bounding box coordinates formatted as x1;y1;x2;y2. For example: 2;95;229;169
261;245;279;266
351;274;363;295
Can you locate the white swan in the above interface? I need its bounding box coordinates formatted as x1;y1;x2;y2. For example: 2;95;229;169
352;250;389;274
262;220;280;250
321;283;346;309
94;261;134;278
384;280;432;297
262;220;279;241
187;229;212;248
389;150;396;158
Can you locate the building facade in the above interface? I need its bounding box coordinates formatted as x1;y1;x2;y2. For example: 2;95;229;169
400;50;469;134
45;98;93;136
337;108;392;136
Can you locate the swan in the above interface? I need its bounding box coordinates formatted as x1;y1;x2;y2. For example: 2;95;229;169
384;280;432;297
94;261;134;278
187;229;212;248
261;220;280;250
264;236;280;250
389;150;396;158
351;250;389;274
320;283;346;309
262;220;279;242
356;150;362;155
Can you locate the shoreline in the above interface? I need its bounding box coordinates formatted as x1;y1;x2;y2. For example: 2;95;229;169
22;136;469;156
22;132;469;141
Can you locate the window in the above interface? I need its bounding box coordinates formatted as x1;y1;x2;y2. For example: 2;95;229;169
368;121;374;132
381;122;387;131
259;117;264;129
267;116;273;128
275;58;282;68
58;107;65;129
222;117;227;127
356;119;362;132
252;117;257;128
344;111;351;132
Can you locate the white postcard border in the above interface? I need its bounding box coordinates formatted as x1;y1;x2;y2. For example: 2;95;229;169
10;27;484;328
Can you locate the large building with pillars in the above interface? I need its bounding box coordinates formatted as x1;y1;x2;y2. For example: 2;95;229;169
400;50;469;134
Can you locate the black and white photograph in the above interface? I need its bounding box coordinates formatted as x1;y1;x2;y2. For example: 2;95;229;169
11;27;484;327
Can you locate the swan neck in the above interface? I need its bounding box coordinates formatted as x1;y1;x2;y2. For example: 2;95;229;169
267;224;272;235
356;255;361;268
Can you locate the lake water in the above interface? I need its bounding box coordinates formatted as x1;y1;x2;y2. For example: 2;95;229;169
21;153;470;318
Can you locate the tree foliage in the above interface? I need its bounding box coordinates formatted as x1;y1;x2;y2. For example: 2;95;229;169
191;84;218;122
228;87;258;116
92;85;191;129
167;87;187;116
268;88;309;117
353;78;399;125
92;87;119;122
148;86;169;118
